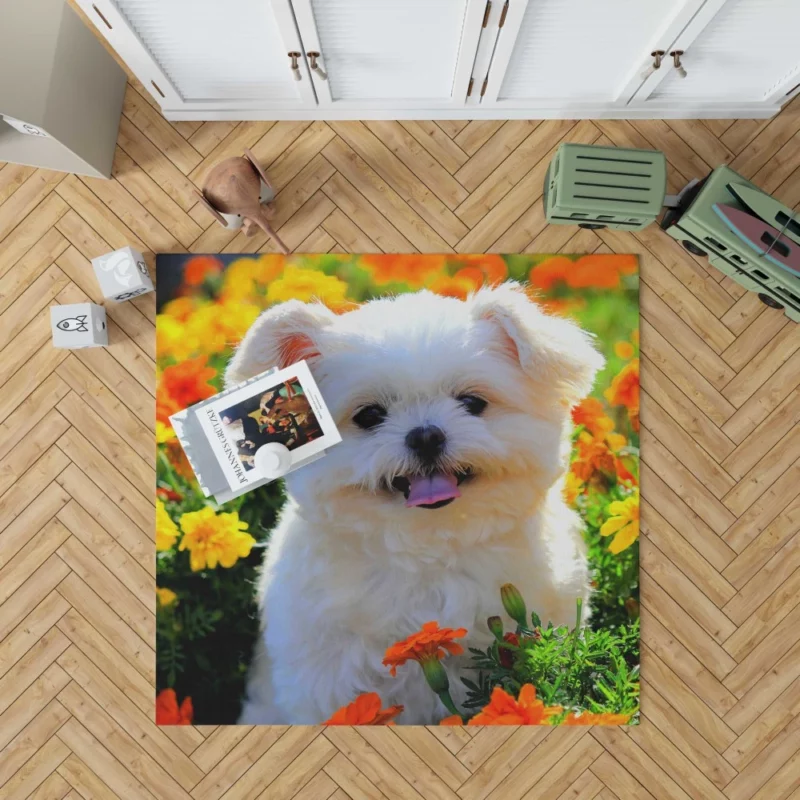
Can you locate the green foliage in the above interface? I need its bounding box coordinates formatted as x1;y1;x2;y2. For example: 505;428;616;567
156;480;284;723
462;600;640;721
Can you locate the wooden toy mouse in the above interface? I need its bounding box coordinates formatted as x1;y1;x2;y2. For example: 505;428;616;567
195;148;289;254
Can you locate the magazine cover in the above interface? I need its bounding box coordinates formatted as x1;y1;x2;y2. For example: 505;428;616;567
156;254;640;727
195;361;339;491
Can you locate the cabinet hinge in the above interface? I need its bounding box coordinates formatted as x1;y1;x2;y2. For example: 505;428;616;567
467;77;474;97
498;0;509;27
480;76;488;97
482;0;492;27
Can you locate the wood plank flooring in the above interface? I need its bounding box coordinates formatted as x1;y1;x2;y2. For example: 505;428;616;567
1;74;800;799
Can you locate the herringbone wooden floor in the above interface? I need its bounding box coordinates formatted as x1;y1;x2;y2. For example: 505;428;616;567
2;55;800;797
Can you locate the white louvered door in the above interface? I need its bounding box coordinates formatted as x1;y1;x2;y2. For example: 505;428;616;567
632;0;800;108
74;0;316;111
480;0;707;109
288;0;487;108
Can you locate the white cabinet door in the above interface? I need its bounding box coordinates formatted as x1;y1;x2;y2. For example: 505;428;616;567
632;0;800;109
480;0;706;110
288;0;487;108
75;0;316;112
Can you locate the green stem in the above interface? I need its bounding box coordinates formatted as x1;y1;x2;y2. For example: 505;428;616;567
437;689;461;719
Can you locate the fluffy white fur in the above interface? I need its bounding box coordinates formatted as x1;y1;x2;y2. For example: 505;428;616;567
227;283;604;725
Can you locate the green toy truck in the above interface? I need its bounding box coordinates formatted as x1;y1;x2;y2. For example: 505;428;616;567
543;142;800;323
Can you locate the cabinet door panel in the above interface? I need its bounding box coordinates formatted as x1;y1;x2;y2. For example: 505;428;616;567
484;0;703;107
291;0;486;107
77;0;315;110
644;0;800;104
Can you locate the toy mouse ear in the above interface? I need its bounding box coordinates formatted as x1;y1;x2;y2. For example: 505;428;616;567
470;283;604;407
194;190;229;227
243;148;273;192
225;300;336;387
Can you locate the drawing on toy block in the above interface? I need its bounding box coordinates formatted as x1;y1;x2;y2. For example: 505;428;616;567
50;302;108;349
92;245;154;302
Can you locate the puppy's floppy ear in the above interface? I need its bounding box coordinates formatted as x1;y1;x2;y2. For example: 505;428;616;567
225;300;336;387
470;283;604;406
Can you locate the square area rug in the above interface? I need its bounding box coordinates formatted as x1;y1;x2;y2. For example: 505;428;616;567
155;254;640;726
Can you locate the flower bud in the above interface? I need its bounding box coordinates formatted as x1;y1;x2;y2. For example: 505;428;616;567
499;632;519;669
487;616;504;641
500;583;527;628
420;656;450;695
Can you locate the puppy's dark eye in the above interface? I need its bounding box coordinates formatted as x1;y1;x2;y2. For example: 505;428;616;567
457;394;487;416
353;404;387;429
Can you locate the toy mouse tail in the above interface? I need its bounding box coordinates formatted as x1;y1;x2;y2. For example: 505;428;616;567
254;212;290;254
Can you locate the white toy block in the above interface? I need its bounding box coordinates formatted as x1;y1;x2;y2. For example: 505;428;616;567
91;246;154;302
51;303;107;349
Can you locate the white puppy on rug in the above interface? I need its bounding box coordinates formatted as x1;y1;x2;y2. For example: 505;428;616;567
226;283;603;725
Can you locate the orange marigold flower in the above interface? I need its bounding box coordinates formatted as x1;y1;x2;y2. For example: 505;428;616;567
184;255;223;286
164;439;196;482
528;256;573;291
156;386;182;427
605;359;639;412
383;621;467;677
429;267;484;300
572;397;614;439
568;256;621;289
157;486;183;503
614;341;635;360
469;684;562;726
450;254;508;285
159;356;217;411
362;255;447;288
156;688;193;725
571;434;617;482
325;693;404;725
562;711;631;725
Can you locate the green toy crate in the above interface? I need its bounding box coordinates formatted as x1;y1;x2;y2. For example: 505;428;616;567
660;164;800;322
544;143;667;231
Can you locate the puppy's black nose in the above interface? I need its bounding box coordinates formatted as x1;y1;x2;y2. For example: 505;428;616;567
405;425;446;463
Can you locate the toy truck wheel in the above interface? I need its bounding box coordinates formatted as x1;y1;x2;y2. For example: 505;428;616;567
758;293;784;310
578;223;607;230
682;240;707;257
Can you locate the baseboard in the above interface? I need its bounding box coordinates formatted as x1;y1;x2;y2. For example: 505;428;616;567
162;104;781;121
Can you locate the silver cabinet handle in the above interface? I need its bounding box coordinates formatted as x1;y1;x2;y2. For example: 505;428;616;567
307;51;328;81
641;50;665;81
288;51;302;81
670;50;687;79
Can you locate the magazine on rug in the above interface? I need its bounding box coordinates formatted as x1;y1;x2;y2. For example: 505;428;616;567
170;361;340;503
155;254;640;727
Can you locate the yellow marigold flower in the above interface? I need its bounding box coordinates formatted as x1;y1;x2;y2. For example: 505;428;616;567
156;420;176;444
600;489;640;554
266;265;349;309
563;471;585;505
161;296;196;321
156;500;180;551
361;254;447;288
157;315;200;362
183;303;260;355
614;341;635;359
156;587;178;607
178;507;255;571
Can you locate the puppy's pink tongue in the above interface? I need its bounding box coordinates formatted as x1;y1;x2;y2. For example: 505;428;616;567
406;473;460;507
